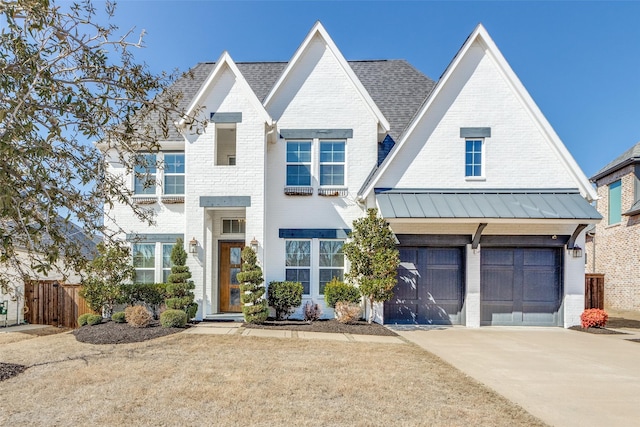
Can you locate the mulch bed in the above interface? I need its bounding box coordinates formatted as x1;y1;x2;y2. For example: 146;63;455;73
568;326;626;335
0;362;27;382
242;318;397;336
607;317;640;329
73;320;187;344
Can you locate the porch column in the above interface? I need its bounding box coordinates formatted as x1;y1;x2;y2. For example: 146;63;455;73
563;233;586;328
465;244;481;327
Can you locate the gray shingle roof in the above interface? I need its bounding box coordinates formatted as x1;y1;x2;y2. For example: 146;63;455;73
161;59;435;142
591;141;640;181
376;189;602;220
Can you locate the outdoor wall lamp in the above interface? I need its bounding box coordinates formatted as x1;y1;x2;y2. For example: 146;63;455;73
189;237;198;254
250;237;259;251
571;246;583;258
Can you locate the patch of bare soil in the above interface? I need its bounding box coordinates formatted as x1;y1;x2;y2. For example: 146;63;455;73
72;320;186;344
0;362;27;382
569;326;626;335
243;318;397;336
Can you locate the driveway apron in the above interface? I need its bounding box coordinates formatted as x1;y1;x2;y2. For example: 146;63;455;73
395;327;640;427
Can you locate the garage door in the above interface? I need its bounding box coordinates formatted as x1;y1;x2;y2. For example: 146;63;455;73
481;248;562;326
384;247;464;325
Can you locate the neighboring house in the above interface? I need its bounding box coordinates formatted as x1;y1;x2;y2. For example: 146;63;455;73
587;142;640;311
104;22;600;327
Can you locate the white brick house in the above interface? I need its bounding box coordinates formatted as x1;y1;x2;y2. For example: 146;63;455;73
104;22;600;327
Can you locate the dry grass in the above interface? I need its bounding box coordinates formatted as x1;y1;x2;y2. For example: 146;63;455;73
0;331;545;426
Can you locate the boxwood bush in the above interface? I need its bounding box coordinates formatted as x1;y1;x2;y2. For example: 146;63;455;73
77;313;91;327
160;309;188;328
86;314;103;326
323;278;360;308
111;311;126;323
268;281;303;320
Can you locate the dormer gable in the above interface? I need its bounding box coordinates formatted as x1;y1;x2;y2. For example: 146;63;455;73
263;21;390;138
361;24;597;202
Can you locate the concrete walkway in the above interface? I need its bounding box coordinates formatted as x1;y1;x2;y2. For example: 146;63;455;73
184;321;404;344
395;326;640;427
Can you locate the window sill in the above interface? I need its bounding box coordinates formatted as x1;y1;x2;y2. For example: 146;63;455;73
465;177;486;182
132;196;158;205
318;187;348;197
605;222;622;229
284;186;313;196
162;195;185;204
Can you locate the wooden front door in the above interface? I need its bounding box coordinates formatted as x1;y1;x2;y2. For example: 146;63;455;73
219;242;244;312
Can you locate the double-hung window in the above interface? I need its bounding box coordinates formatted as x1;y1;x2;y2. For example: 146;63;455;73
319;141;345;186
318;240;344;294
133;243;156;284
134;154;157;195
465;139;483;178
162;243;175;282
163;153;185;195
285;240;311;294
608;180;622;225
286;141;312;186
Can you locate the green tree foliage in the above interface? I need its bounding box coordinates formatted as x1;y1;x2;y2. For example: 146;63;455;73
343;208;400;323
267;281;303;320
0;0;203;296
79;241;134;317
237;247;268;324
323;278;360;309
165;238;197;320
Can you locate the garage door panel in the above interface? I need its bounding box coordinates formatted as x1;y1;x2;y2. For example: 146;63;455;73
481;247;561;326
385;246;464;325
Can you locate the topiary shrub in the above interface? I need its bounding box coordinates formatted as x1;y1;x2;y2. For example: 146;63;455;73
111;311;126;323
77;313;91;327
125;305;153;328
164;239;197;321
268;281;303;320
581;308;608;328
303;301;322;322
334;301;362;324
86;314;103;326
160;309;187;328
237;247;269;324
323;278;360;308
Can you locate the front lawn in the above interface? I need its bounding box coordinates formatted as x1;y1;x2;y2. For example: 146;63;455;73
0;331;545;426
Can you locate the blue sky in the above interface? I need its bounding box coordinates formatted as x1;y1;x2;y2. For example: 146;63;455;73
105;0;639;177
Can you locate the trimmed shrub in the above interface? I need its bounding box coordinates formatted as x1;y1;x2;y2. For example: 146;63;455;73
121;283;167;318
160;309;187;328
237;247;269;324
125;305;153;328
77;313;91;327
323;278;360;308
334;301;361;324
86;314;103;326
581;308;608;328
268;281;303;320
111;311;126;323
164;239;197;321
303;301;322;322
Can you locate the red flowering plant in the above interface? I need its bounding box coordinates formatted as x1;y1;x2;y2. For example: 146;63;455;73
580;309;609;329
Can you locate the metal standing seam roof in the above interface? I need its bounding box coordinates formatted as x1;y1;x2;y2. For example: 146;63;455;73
376;190;602;220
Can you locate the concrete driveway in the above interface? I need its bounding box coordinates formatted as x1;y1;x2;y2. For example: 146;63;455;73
395;326;640;427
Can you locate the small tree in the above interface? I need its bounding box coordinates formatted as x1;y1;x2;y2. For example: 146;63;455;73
80;242;134;317
237;247;268;324
343;208;400;323
165;238;197;320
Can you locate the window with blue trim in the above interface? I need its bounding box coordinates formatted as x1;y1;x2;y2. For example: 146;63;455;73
319;141;345;186
465;139;483;177
286;141;312;186
609;179;622;225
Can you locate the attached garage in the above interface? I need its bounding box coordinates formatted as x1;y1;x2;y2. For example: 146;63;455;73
481;247;562;326
384;244;464;325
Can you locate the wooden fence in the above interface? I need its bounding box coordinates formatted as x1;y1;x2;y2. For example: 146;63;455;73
25;281;94;328
585;274;605;310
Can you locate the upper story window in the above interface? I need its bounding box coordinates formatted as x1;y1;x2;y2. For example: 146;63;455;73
608;179;622;225
163;153;185;195
465;139;483;178
215;123;237;166
319;141;345;186
286;141;312;186
134;154;157;195
133;152;185;196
